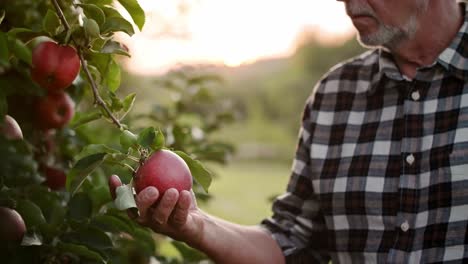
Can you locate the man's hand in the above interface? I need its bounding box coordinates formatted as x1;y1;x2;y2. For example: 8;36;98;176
109;174;285;264
108;174;206;245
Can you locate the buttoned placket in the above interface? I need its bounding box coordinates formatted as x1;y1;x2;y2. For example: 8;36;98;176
389;79;423;262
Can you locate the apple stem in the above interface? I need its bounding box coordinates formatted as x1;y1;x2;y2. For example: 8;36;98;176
126;155;140;163
51;0;123;129
122;163;136;173
139;148;149;165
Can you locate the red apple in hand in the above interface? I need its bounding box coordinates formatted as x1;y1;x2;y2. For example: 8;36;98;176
31;41;80;92
0;115;23;140
34;92;75;130
0;207;26;245
134;149;193;195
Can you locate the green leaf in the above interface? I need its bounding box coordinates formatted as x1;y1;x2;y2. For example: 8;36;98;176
174;151;212;193
7;28;42;42
120;130;138;150
64;225;113;250
153;128;165;150
117;0;146;30
131;227;156;253
57;242;105;262
108;91;123;112
16;200;46;228
105;58;120;92
105;208;139;229
67;153;107;195
7;28;32;37
137;127;156;149
8;37;31;65
68;192;92;221
90;38;107;52
101;40;130;57
102;0;115;4
83;17;101;39
78;4;106;26
88;54;121;92
100;5;122;17
91;214;133;234
102;17;135;36
28;188;64;225
76;144;120;161
105;153;129;163
114;184;137;211
43;9;63;36
88;186;111;212
84;64;102;85
45;201;66;231
0;32;8;67
121;93;136;118
69;110;103;128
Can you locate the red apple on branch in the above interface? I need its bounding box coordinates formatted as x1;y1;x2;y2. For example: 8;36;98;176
0;207;26;244
134;149;193;195
31;41;81;92
40;165;67;190
0;115;23;140
34;92;75;130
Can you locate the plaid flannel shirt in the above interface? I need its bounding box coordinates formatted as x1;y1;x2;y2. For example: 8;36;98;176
262;4;468;263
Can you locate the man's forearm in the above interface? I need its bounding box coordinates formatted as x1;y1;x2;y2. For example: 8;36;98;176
188;213;285;264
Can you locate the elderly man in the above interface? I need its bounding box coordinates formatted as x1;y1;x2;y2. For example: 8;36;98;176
110;0;468;263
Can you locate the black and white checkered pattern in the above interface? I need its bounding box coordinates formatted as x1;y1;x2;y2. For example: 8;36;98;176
262;4;468;263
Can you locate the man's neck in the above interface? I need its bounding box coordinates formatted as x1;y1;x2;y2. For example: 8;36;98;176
389;1;463;79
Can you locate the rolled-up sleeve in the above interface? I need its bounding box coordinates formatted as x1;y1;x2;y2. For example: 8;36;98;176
261;94;330;263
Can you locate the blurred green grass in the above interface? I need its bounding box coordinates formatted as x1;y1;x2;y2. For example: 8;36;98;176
200;159;292;225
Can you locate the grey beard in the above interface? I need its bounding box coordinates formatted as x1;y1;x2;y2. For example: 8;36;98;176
357;15;419;49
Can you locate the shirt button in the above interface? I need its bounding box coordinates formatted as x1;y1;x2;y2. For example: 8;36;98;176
400;221;410;232
411;91;420;101
406;154;415;165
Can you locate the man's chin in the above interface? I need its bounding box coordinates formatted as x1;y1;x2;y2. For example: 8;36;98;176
356;34;385;49
356;29;402;49
356;24;412;50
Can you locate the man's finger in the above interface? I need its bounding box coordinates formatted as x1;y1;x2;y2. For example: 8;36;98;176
169;190;192;227
152;188;179;225
108;174;122;200
135;187;159;220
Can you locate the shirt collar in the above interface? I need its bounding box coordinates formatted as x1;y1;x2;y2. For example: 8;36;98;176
437;2;468;80
367;49;401;95
378;49;406;81
372;2;468;85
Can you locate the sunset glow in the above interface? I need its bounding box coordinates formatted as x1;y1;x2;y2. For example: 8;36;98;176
119;0;355;75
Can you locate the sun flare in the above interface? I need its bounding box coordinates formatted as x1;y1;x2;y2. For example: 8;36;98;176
120;0;354;75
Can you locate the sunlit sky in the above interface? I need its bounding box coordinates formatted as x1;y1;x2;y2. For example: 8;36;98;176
118;0;355;75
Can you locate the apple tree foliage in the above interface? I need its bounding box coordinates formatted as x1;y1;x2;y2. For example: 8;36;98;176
0;0;237;263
